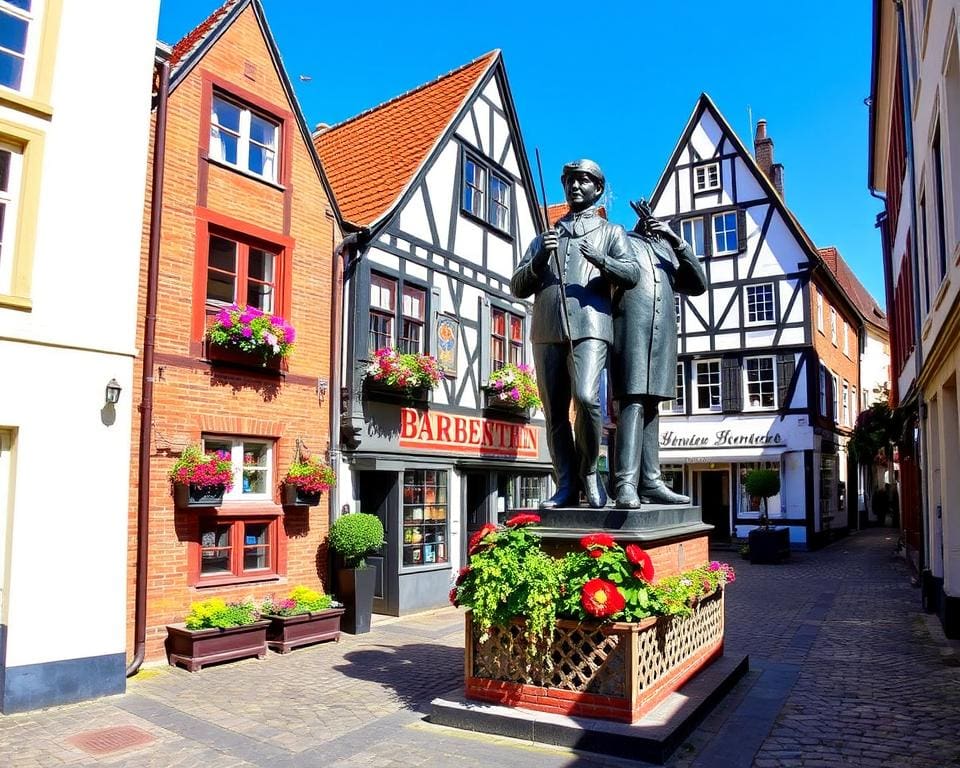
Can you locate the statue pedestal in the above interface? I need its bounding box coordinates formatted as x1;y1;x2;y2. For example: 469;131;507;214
534;504;713;580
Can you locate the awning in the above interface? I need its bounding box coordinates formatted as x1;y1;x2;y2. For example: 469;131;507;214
659;446;789;464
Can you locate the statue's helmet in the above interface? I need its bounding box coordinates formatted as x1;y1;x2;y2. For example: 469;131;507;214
561;159;605;190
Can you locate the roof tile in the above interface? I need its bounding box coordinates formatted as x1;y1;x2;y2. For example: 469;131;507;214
818;246;887;330
168;0;243;68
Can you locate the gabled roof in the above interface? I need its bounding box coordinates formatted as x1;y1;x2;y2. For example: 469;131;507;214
544;203;606;224
161;0;341;224
314;51;499;229
818;247;888;332
650;92;859;323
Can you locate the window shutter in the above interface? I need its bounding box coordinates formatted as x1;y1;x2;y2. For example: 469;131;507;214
776;353;795;409
736;209;748;253
721;357;741;413
479;295;491;386
428;286;442;358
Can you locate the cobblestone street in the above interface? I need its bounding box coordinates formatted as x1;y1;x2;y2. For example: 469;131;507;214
2;527;957;767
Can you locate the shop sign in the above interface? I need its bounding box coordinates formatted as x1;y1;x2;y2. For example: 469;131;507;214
399;407;539;458
660;429;785;449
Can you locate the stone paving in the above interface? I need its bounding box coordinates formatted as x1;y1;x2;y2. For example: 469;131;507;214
1;527;958;767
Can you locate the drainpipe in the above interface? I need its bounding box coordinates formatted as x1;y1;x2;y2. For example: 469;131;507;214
127;46;169;677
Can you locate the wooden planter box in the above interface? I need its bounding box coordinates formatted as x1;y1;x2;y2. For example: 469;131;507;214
264;607;345;653
173;483;225;508
166;620;269;671
206;341;285;373
282;484;322;507
465;590;725;723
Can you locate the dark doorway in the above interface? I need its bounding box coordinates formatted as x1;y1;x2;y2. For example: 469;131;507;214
354;470;397;615
463;472;493;563
699;470;730;540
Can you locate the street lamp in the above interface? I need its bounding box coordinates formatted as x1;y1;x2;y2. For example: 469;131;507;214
105;378;122;405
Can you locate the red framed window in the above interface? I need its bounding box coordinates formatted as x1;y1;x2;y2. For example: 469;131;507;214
196;516;279;584
491;308;524;370
206;231;279;313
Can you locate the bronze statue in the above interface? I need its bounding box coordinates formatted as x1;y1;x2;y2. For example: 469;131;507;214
609;200;707;507
511;160;638;508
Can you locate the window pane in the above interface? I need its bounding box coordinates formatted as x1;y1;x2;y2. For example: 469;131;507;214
492;309;505;335
248;145;275;179
0;12;28;55
402;286;425;320
463;158;484;217
209;236;236;272
212;97;241;133
241;443;268;494
0;50;22;90
248;247;274;282
403;470;448;566
207;236;237;304
369;312;392;353
0;149;9;193
5;1;31;11
510;316;522;341
249;114;276;149
370;275;395;311
200;523;232;575
243;523;269;571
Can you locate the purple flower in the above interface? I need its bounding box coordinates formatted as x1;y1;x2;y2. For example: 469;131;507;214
284;324;296;343
239;312;254;324
241;325;253;338
216;310;231;325
510;387;520;401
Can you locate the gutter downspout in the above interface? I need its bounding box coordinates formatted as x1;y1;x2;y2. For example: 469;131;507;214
127;48;169;677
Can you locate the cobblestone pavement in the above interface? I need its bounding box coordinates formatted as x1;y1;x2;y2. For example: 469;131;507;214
2;527;958;767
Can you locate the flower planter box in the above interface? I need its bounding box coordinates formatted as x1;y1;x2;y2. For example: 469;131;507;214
465;590;725;724
165;620;270;672
483;390;530;417
363;378;430;403
748;527;791;564
282;484;322;507
206;341;285;372
263;607;345;653
173;483;225;508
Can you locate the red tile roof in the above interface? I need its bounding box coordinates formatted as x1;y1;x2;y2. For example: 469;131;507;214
543;203;607;224
168;0;242;68
818;246;887;331
314;51;499;227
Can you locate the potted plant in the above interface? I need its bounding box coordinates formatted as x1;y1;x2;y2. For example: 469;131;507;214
165;597;269;671
205;303;296;367
260;585;345;653
484;362;542;412
282;456;336;506
328;512;385;634
743;468;790;564
364;347;443;399
170;445;234;507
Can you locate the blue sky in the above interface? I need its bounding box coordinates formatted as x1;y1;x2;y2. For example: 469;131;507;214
158;0;884;304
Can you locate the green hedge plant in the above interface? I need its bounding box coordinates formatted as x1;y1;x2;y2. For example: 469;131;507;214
329;512;385;568
743;468;780;528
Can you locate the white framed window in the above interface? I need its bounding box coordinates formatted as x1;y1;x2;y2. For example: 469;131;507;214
851;387;858;424
0;1;40;95
843;320;850;356
0;143;24;296
831;372;840;422
210;94;279;182
739;461;782;518
745;283;775;324
681;217;705;257
202;436;274;502
694;359;722;413
368;273;396;353
463;152;512;234
744;356;776;410
463;156;485;218
842;380;850;426
712;211;738;254
694;162;720;192
830;307;837;345
816;290;824;333
661;362;685;414
488;173;511;232
819;364;828;417
400;285;425;354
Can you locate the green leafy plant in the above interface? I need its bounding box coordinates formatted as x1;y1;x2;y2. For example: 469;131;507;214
206;303;296;362
849;400;900;466
184;597;258;630
329;512;385;568
169;445;234;491
366;347;443;391
486;363;542;409
743;468;780;528
261;585;335;616
284;456;336;494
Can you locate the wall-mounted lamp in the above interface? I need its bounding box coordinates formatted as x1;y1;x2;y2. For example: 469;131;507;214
105;378;122;405
317;377;329;403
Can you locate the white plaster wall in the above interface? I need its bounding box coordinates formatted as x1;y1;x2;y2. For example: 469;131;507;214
0;0;159;672
861;327;891;404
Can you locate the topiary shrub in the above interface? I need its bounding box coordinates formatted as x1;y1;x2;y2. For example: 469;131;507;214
329;512;385;568
743;469;780;528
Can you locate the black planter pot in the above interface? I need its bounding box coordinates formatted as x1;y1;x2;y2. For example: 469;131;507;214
748;527;791;564
336;566;376;634
174;483;225;508
282;484;322;507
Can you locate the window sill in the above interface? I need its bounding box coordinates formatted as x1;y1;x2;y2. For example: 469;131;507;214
0;89;53;119
933;276;951;312
460;207;514;242
193;573;282;589
0;294;32;311
206;501;284;517
400;562;451;575
206;156;286;192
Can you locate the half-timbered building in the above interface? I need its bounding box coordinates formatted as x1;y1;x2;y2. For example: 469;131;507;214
315;52;549;615
649;95;862;550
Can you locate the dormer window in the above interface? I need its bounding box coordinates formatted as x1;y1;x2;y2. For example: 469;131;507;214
694;162;720;192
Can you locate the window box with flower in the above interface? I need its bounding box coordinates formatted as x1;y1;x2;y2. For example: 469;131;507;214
364;347;443;401
282;456;336;507
170;445;234;508
165;597;269;671
449;516;736;724
205;303;296;370
483;363;541;414
260;585;345;653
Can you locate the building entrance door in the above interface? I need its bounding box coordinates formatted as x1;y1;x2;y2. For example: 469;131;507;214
354;470;396;615
463;472;493;563
699;470;730;540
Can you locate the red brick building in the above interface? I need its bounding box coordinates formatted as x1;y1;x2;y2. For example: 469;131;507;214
129;0;341;661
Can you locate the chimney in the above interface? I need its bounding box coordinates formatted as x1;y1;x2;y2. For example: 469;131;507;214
312;122;331;139
753;118;785;198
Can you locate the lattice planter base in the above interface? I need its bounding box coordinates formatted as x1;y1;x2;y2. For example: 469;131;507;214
464;590;724;723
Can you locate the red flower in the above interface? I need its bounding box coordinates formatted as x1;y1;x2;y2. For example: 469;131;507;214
581;578;625;617
448;587;459;607
580;533;616;551
625;544;655;582
455;566;471;586
588;549;603;558
505;513;541;527
468;523;497;554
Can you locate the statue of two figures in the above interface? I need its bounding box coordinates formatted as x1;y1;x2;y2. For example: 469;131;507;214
511;159;707;511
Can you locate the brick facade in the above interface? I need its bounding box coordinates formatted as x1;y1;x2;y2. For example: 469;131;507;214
129;5;340;661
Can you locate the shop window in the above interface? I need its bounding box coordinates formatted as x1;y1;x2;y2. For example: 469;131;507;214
738;461;781;517
402;469;448;567
368;272;427;356
491;307;523;370
681;217;705;257
819;453;838;526
206;232;278;313
660;464;685;496
743;356;776;410
745;283;775;324
462;152;512;234
660;362;685;414
694;359;722;413
203;436;273;501
196;516;278;583
210;93;279;182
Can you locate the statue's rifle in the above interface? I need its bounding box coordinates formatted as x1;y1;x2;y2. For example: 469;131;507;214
535;148;575;361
